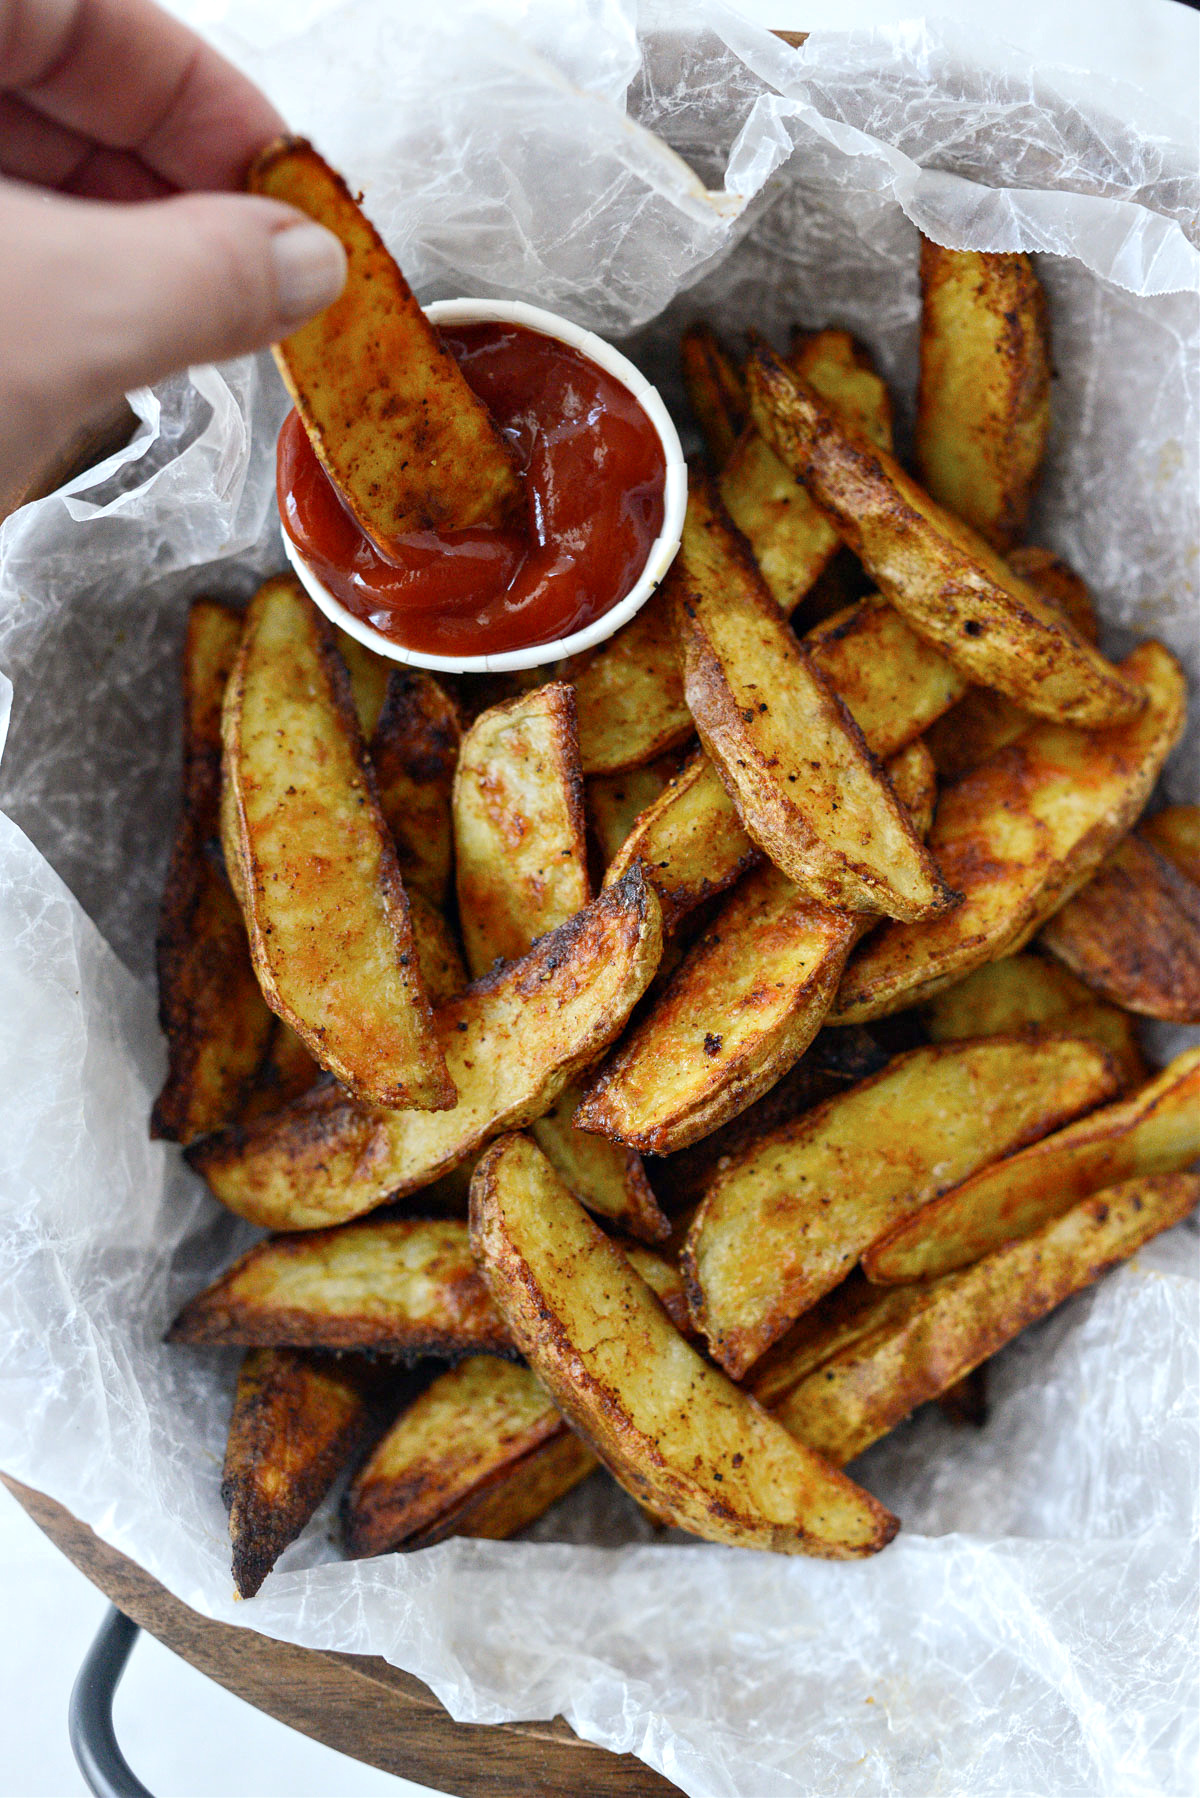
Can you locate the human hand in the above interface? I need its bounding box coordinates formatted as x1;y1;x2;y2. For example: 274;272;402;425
0;0;347;498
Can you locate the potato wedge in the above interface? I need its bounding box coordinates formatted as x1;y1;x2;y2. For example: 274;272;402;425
407;888;468;1005
603;749;761;933
152;599;275;1143
680;323;747;468
720;330;893;614
333;628;390;738
587;759;678;866
1005;548;1099;644
804;596;967;761
471;1134;897;1557
745;345;1145;727
189;867;663;1231
570;571;694;776
454;681;589;977
914;243;1051;551
223;1348;382;1597
675;481;953;920
771;1174;1199;1466
238;1021;321;1124
1141;803;1200;886
922;953;1146;1090
1039;834;1200;1022
531;1083;670;1242
222;576;452;1110
832;641;1187;1022
682;1036;1122;1378
370;668;461;907
168;1216;511;1357
863;1047;1200;1283
345;1356;594;1557
622;1246;693;1334
886;736;938;842
248;137;519;547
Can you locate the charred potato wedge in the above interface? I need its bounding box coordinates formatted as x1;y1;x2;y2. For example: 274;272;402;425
682;1036;1122;1378
680;322;747;469
248;137;519;547
454;681;589;978
745;345;1145;727
531;1083;670;1242
189;868;664;1231
914;242;1051;551
370;668;461;907
833;641;1187;1022
570;573;694;777
471;1134;898;1558
865;1047;1200;1283
1141;803;1200;886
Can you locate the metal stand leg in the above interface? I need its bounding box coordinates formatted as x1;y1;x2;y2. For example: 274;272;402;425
69;1607;155;1798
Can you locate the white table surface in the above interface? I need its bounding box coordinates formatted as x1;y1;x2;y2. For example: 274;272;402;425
2;3;1194;1795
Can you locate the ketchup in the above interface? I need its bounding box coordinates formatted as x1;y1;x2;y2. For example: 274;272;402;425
277;322;667;658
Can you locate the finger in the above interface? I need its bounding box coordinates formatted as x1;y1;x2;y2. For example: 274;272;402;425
3;0;285;189
0;93;168;197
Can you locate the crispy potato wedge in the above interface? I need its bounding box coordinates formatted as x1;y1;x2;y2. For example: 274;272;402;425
720;331;893;614
604;749;760;934
587;759;678;867
922;953;1146;1090
745;345;1145;727
471;1134;897;1558
221;576;452;1110
914;243;1051;551
168;1216;511;1356
772;1174;1199;1465
570;573;694;776
223;1348;382;1597
864;1047;1200;1283
832;641;1187;1022
345;1356;593;1557
238;1021;322;1124
152;599;276;1143
407;888;468;1005
1039;834;1200;1021
248;137;519;547
1141;803;1200;886
333;628;390;738
622;1246;693;1334
1005;548;1099;644
680;323;747;468
886;736;937;842
682;1036;1122;1378
675;481;952;920
370;669;461;907
531;1083;670;1242
804;596;968;761
454;681;589;978
189;867;664;1230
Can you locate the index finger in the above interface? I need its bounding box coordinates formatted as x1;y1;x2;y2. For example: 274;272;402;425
3;0;286;190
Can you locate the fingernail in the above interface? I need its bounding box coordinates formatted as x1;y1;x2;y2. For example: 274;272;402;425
270;222;347;327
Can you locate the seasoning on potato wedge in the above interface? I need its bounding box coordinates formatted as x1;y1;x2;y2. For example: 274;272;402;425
682;1036;1122;1379
804;595;967;761
220;574;453;1111
570;568;695;776
471;1133;898;1558
531;1083;670;1242
370;668;461;907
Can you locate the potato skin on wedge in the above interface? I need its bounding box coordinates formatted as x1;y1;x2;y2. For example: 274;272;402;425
189;867;663;1231
248;137;519;548
370;669;461;908
222;575;453;1111
745;345;1144;728
680;322;748;470
470;1134;897;1558
683;1036;1122;1379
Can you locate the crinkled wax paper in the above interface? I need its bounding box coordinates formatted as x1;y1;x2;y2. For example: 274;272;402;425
2;6;1198;1794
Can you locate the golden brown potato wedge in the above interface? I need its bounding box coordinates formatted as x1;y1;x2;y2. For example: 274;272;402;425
188;867;664;1231
1141;803;1200;886
804;596;968;761
370;669;461;908
221;576;453;1110
345;1356;593;1557
886;736;938;842
770;1174;1199;1466
622;1246;693;1334
168;1216;511;1356
1005;548;1099;644
531;1084;670;1242
454;681;589;978
680;323;748;468
863;1047;1200;1283
471;1134;897;1558
914;242;1051;551
238;1022;322;1125
603;749;761;934
406;889;468;1005
223;1348;381;1597
587;759;678;867
745;345;1145;727
1039;834;1200;1021
832;641;1187;1022
674;482;952;920
922;953;1146;1091
248;138;519;547
570;573;694;777
152;599;276;1144
720;330;893;614
682;1036;1121;1379
333;628;391;738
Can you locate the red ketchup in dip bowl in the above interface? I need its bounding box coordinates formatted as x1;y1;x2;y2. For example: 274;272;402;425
278;299;686;673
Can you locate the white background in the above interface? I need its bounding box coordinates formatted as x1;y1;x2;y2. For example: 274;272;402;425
2;1;1196;1795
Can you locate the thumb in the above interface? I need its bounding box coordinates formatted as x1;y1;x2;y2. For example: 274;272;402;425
0;184;346;484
